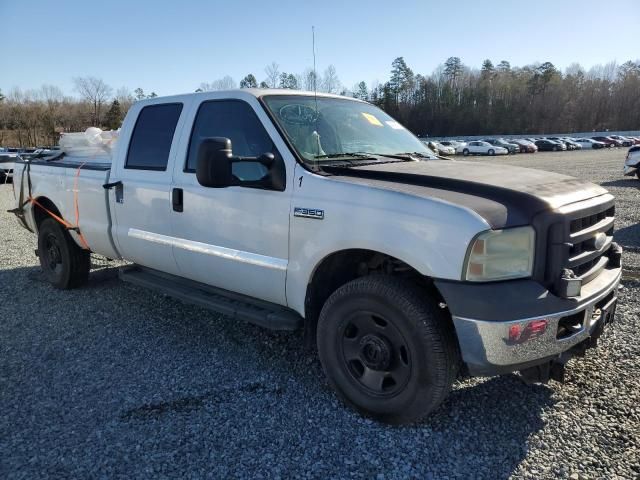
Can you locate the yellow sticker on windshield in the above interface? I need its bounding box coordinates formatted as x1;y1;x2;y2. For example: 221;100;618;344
361;112;383;126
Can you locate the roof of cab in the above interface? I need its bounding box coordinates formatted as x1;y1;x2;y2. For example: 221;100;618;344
134;88;366;106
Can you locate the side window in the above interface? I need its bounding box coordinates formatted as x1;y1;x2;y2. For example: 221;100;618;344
126;103;183;170
186;100;279;182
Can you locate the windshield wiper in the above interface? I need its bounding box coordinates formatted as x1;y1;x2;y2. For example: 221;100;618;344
313;152;376;159
392;152;435;159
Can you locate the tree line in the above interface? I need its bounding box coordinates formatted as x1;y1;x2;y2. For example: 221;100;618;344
1;57;639;147
365;57;640;136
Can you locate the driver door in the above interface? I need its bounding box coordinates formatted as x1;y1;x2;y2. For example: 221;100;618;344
170;98;292;305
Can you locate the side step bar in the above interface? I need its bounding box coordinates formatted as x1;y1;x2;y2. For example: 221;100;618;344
119;265;302;331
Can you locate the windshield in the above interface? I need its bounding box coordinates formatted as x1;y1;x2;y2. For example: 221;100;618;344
262;95;432;166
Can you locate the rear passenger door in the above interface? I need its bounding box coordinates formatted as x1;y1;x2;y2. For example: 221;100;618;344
170;97;292;306
109;102;186;275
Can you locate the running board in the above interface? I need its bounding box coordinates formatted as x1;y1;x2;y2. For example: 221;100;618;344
119;265;302;331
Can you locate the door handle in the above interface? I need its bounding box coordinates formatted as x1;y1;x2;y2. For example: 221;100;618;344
103;180;123;190
103;180;123;203
172;188;183;212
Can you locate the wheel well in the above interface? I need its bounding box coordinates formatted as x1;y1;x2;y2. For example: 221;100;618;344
33;197;62;231
303;249;444;347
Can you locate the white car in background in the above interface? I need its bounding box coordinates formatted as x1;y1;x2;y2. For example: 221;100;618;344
461;140;508;156
573;138;607;150
624;146;640;179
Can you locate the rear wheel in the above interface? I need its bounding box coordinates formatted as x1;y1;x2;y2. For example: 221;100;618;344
37;217;90;289
462;148;469;156
637;170;640;180
317;275;460;424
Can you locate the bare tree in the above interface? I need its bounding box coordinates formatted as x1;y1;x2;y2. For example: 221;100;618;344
321;65;341;94
302;68;318;91
199;76;237;91
265;62;280;88
73;77;113;125
115;87;134;115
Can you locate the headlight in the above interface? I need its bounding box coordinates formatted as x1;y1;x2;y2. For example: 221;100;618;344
464;226;535;281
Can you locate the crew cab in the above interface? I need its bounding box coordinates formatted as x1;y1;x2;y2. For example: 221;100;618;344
11;90;622;424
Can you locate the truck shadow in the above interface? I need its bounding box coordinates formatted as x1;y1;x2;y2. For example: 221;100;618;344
600;178;640;188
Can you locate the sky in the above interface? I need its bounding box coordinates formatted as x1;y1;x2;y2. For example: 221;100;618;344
1;0;638;97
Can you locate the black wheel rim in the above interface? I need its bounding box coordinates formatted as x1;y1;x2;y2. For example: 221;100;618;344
339;311;411;397
43;233;63;274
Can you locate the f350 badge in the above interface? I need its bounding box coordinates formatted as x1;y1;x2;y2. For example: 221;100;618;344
294;207;324;220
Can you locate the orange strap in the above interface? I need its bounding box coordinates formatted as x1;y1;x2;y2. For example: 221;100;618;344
29;162;90;250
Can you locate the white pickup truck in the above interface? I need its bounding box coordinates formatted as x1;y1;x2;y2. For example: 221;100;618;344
10;90;622;424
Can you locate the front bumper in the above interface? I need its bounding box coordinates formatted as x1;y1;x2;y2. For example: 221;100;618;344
623;163;638;176
435;266;622;376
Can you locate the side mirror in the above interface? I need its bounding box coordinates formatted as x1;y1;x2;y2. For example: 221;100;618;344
196;137;234;188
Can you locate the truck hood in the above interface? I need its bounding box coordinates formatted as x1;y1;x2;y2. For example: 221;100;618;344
323;159;608;228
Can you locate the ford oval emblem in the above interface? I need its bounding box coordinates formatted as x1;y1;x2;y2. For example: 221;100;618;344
593;232;607;250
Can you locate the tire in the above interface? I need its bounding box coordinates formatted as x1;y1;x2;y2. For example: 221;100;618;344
462;148;469;156
317;275;460;424
488;149;495;156
37;217;90;289
637;170;640;180
553;145;560;151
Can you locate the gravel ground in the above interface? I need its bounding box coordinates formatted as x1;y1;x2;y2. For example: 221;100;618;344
1;148;638;479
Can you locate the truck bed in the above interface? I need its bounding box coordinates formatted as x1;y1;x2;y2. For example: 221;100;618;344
13;154;119;259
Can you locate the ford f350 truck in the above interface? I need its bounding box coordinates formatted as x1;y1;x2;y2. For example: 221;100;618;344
10;90;622;424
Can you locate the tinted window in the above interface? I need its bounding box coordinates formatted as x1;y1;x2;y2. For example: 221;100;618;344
186;100;277;181
126;103;183;170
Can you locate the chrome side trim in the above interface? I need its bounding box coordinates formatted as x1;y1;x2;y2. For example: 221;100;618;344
128;228;287;271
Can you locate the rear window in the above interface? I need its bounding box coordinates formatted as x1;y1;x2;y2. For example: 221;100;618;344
126;103;183;170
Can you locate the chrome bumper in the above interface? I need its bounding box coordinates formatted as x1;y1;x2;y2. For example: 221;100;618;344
452;268;622;376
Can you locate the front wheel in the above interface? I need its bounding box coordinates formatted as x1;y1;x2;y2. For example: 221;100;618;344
553;145;560;151
488;149;495;156
317;275;460;424
37;217;90;289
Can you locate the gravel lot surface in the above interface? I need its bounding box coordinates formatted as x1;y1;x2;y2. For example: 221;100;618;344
1;148;638;479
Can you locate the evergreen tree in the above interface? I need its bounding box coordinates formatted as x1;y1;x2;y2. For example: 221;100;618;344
240;74;258;88
354;81;368;100
134;88;145;101
104;100;122;130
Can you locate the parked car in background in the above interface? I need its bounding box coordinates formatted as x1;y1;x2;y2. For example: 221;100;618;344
512;139;537;153
592;136;621;147
574;138;605;149
484;138;519;154
535;139;562;152
454;141;469;154
546;137;573;150
624;146;640;179
462;140;508;156
560;138;582;150
609;135;634;147
0;151;20;183
628;136;640;145
433;142;456;156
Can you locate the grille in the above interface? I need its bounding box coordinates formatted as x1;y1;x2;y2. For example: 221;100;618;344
565;204;615;284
